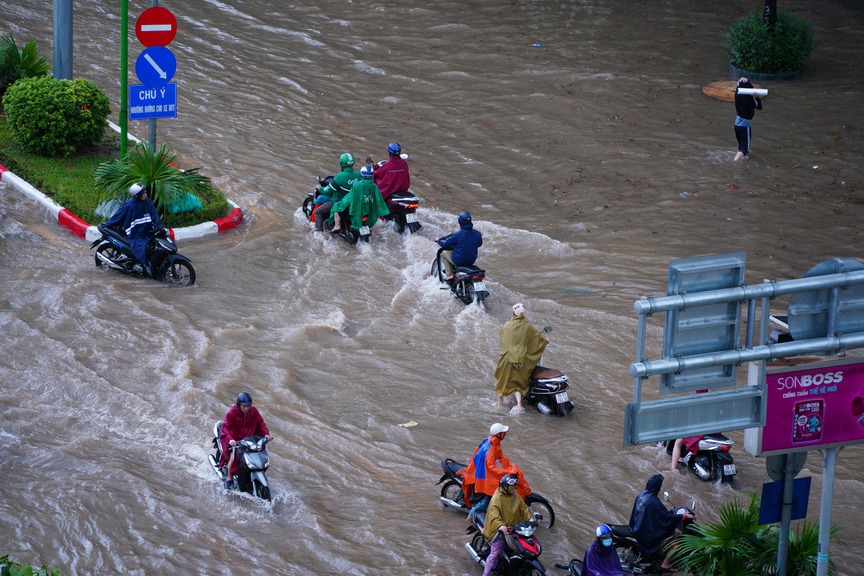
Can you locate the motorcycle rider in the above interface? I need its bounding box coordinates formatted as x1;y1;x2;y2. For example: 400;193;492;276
331;165;390;234
370;141;410;201
103;183;162;274
463;423;532;520
581;524;629;576
495;303;548;413
628;474;694;572
481;473;535;576
218;392;273;490
436;211;483;282
313;153;359;234
669;436;703;471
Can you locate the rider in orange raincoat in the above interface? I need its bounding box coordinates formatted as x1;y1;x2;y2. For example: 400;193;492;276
461;423;531;510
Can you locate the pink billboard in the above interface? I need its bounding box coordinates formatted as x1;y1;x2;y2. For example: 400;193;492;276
763;358;864;454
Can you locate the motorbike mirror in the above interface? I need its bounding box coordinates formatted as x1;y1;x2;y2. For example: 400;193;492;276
543;326;553;333
365;157;374;164
690;500;696;511
663;491;670;502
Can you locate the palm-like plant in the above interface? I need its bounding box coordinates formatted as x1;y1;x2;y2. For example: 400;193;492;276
95;142;210;217
0;34;50;104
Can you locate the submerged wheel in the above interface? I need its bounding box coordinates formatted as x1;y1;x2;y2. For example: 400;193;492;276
95;244;122;268
525;494;555;529
457;281;476;305
431;258;444;282
302;195;315;220
440;480;464;504
252;480;271;501
615;542;642;570
470;532;489;559
160;260;195;286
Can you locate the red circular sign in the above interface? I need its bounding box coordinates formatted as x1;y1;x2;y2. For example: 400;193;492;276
135;7;177;47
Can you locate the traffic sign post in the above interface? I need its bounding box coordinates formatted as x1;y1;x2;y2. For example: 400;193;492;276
130;83;177;120
136;6;177;47
135;46;176;87
132;5;179;146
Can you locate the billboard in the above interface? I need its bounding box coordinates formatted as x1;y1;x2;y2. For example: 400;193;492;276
759;358;864;455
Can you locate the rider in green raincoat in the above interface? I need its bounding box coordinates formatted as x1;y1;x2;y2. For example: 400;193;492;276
330;165;390;231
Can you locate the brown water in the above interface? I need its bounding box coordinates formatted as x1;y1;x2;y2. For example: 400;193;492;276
1;0;863;574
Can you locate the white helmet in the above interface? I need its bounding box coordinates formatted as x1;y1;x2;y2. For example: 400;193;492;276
129;183;147;198
489;423;509;436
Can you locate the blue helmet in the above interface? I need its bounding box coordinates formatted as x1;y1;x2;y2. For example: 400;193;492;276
595;524;612;539
360;165;374;179
458;211;472;227
237;392;252;406
387;142;401;156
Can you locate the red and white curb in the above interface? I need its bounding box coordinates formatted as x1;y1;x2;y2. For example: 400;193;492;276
0;121;243;242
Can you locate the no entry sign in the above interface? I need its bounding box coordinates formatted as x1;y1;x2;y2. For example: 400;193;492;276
136;6;177;47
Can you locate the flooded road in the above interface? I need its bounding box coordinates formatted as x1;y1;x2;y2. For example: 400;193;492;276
2;0;863;574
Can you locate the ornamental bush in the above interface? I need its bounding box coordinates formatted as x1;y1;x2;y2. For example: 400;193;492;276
728;9;815;74
1;75;111;157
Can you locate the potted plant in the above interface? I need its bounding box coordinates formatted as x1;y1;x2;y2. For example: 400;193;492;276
728;6;815;80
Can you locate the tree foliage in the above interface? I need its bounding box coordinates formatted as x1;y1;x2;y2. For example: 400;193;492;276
728;9;815;74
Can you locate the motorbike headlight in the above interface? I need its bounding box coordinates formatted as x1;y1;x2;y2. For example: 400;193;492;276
263;461;269;469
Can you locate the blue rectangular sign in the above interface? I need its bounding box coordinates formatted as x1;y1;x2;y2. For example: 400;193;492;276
129;83;177;120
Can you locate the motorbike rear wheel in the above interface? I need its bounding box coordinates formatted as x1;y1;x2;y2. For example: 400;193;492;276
95;243;122;268
160;260;195;286
614;541;643;571
440;480;464;505
456;281;476;305
525;494;555;529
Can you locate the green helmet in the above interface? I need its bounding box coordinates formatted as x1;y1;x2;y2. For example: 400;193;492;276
339;153;355;168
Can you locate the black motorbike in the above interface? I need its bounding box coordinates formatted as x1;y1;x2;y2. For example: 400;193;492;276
365;156;422;234
465;518;547;575
663;433;736;484
207;421;272;502
609;493;697;574
436;458;555;529
302;176;374;244
90;223;195;286
525;363;574;417
431;246;489;305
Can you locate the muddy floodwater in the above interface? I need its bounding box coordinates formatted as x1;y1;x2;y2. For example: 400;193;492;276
1;0;863;574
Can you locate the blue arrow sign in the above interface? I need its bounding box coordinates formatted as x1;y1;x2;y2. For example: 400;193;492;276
129;83;178;120
135;46;176;86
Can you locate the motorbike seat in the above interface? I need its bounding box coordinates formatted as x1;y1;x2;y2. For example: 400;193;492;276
609;524;633;538
442;458;468;475
532;366;565;379
456;265;485;276
98;224;130;246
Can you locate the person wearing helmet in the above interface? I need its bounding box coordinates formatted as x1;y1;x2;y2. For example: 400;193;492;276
330;164;389;234
462;423;532;521
436;211;483;282
217;392;273;489
369;141;410;201
103;183;162;271
495;302;548;413
581;524;629;576
481;472;534;576
312;153;360;234
628;474;694;571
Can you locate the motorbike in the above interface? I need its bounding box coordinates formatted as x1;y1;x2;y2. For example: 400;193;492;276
90;223;195;286
431;246;489;305
207;421;272;502
663;433;736;484
465;519;547;575
524;362;574;417
365;156;422;234
302;176;375;245
609;492;697;575
436;458;555;529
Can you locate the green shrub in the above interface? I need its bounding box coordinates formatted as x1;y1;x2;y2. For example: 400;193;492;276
0;554;60;576
0;34;50;108
2;75;111;157
728;9;815;74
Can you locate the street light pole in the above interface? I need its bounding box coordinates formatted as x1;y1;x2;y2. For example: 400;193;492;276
52;0;73;80
120;0;128;157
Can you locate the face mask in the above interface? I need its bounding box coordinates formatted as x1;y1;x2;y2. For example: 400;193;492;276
602;538;613;547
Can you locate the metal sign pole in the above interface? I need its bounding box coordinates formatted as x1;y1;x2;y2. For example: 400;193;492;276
815;447;839;576
148;0;158;151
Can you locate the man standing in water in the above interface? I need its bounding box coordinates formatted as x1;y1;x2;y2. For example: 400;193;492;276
733;77;763;161
494;303;548;413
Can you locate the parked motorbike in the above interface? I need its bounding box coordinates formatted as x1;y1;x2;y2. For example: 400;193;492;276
207;421;272;502
609;492;697;574
465;519;547;575
525;363;574;417
436;458;555;529
365;156;422;234
431;246;489;305
663;433;736;484
90;223;195;286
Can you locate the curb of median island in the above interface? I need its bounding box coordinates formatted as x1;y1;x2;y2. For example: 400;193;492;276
0;121;243;243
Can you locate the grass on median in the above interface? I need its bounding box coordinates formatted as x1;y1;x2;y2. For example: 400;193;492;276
0;117;230;228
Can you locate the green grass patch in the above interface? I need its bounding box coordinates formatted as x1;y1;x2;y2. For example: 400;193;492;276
0;117;231;227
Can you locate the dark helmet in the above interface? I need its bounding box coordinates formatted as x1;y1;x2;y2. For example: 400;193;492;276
237;392;253;406
499;473;519;489
339;153;355;168
458;211;472;227
387;142;401;156
360;165;374;179
129;183;147;198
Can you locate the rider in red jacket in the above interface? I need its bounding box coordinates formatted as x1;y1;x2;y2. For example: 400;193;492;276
218;392;272;489
372;142;410;200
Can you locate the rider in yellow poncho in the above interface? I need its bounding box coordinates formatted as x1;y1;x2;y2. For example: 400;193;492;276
494;303;547;411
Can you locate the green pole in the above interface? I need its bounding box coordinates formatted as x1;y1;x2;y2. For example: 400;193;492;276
120;0;128;157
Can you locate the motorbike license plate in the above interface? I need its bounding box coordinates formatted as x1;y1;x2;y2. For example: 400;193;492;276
473;281;487;292
406;213;418;223
360;226;371;236
723;464;737;476
555;391;569;404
